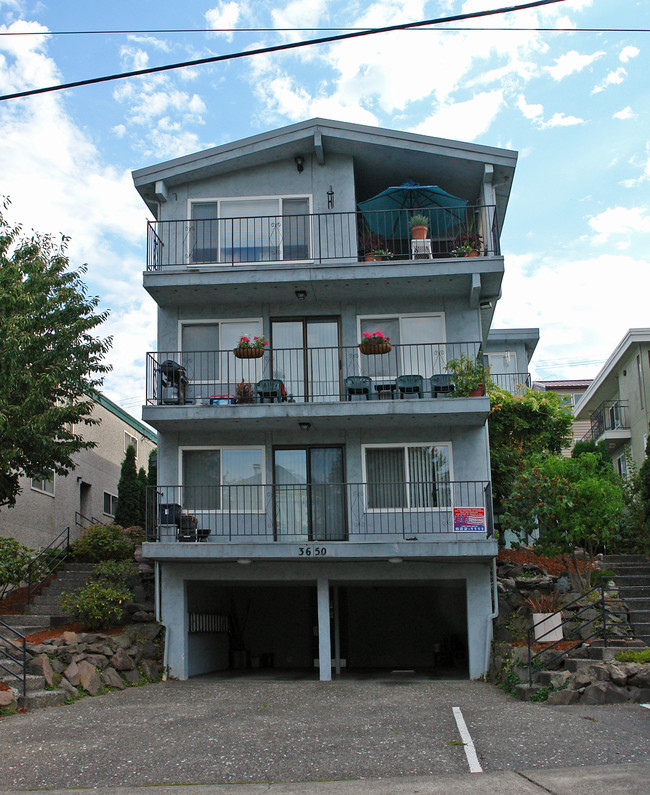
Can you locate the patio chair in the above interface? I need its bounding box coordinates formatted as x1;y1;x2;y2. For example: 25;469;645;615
396;374;424;399
344;375;373;400
255;378;285;403
430;374;456;398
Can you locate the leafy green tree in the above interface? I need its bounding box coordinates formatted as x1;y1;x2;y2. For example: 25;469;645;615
137;466;148;527
571;439;612;473
0;200;111;507
488;386;573;506
114;445;140;528
0;536;34;599
501;453;624;588
639;434;650;534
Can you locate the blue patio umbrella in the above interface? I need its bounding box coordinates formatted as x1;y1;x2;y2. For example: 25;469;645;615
357;179;467;241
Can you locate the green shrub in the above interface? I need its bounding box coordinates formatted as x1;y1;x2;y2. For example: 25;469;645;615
59;579;132;630
0;537;35;599
615;648;650;664
93;559;137;588
70;524;135;562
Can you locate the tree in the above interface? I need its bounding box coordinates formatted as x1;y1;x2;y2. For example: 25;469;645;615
501;452;624;588
488;386;573;506
571;438;612;474
137;466;148;527
114;445;140;528
0;200;111;507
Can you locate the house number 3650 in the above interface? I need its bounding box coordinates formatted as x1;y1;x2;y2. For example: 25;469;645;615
298;546;327;556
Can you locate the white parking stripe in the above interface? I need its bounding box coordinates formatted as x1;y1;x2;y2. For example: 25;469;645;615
641;703;650;710
452;706;483;773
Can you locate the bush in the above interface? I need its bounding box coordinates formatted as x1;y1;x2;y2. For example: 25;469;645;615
59;580;132;630
70;524;136;562
615;648;650;664
0;537;35;599
93;559;137;588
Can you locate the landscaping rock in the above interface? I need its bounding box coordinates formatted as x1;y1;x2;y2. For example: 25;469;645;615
548;670;571;689
123;667;141;684
570;671;593;689
77;660;102;695
63;660;81;686
546;689;581;705
101;667;125;690
111;647;135;671
627;687;650;704
85;654;109;670
50;657;66;674
607;663;629;687
28;653;55;687
581;682;631;705
127;623;161;641
58;677;78;697
62;631;78;644
628;668;650;688
0;689;18;709
140;659;160;679
112;634;132;650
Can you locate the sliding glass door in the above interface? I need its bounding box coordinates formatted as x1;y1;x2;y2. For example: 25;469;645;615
274;447;346;541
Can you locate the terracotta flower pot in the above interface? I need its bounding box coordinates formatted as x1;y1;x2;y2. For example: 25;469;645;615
233;347;265;359
411;225;428;240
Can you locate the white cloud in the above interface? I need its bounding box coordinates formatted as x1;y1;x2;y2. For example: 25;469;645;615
613;106;636;121
587;206;650;243
517;94;543;120
538;112;584;128
545;49;604;81
205;2;243;41
592;67;626;94
412;91;505;142
620;46;639;63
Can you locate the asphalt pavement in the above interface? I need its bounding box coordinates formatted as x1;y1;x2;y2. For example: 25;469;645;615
0;676;649;793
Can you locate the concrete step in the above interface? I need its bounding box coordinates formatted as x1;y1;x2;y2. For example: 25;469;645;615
1;614;54;628
614;575;650;587
609;566;650;576
628;610;650;623
564;659;597;673
18;688;67;710
619;586;650;599
622;598;650;609
603;554;649;564
0;673;45;693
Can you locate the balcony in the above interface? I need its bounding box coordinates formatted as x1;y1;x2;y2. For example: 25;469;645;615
146;205;499;270
582;400;631;448
146;481;494;547
490;372;531;393
145;341;486;407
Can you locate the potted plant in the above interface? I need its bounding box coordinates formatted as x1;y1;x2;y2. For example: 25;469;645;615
358;228;389;261
451;230;483;257
444;354;485;396
409;214;429;240
235;378;254;404
359;330;392;355
365;248;393;262
526;593;564;642
233;335;268;359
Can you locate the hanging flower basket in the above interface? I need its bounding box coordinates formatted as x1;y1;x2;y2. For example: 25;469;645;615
359;330;392;355
233;347;265;359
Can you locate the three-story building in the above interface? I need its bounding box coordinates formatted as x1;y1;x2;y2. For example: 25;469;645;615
133;119;517;680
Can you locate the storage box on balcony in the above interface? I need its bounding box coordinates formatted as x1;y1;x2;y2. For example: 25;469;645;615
160;502;181;525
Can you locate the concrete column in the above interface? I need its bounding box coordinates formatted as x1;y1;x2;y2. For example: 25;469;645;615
465;565;492;679
161;565;189;680
317;578;332;681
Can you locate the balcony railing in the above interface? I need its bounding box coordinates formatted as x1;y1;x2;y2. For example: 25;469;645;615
146;204;499;270
145;341;486;406
582;400;629;442
490;372;531;393
146;481;494;542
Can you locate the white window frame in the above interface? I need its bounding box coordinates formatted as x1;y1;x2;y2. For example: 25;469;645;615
124;432;138;456
616;453;628;479
187;195;313;265
103;491;118;517
31;471;55;497
179;445;266;514
361;442;453;513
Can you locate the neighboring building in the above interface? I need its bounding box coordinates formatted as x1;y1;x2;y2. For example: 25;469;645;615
575;329;650;476
133;118;518;681
0;394;157;550
534;379;592;454
485;328;539;392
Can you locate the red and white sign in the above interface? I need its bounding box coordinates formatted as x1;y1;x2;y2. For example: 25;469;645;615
453;507;486;533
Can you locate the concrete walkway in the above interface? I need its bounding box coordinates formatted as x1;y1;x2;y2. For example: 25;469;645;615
1;677;648;792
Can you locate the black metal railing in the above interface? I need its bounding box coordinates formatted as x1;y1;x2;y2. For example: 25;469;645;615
26;526;70;605
146;341;486;405
146;204;499;270
75;511;103;529
526;581;630;685
146;480;494;543
0;619;26;699
582;400;629;442
490;372;531;393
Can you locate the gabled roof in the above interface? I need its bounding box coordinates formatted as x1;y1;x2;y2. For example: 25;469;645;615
574;328;650;418
132;117;517;220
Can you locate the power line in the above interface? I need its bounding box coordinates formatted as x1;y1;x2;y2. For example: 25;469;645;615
1;27;646;37
0;0;565;102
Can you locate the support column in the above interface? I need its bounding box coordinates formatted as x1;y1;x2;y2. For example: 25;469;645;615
317;578;332;681
333;586;341;675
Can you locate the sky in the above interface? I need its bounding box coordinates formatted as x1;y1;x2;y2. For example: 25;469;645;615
0;0;648;415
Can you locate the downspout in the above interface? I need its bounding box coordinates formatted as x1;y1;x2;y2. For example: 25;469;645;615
155;561;170;682
484;557;499;675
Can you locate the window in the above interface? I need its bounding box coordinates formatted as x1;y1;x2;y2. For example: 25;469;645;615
181;447;264;511
190;196;311;264
124;432;138;456
358;314;446;378
31;471;55;496
616;454;628;479
364;444;451;510
104;492;118;516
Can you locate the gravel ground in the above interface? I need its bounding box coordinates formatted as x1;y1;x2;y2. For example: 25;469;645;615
0;677;649;790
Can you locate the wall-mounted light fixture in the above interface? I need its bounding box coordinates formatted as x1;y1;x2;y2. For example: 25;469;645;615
388;557;403;564
237;558;251;565
295;156;305;173
295;289;307;300
298;421;311;432
327;185;334;209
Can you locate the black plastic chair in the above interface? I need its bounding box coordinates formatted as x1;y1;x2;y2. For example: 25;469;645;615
344;375;372;400
396;374;424;399
430;374;456;398
255;379;284;403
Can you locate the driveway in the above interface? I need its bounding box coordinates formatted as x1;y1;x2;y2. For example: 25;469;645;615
0;677;649;790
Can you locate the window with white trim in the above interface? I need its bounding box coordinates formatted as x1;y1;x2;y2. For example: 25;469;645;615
31;470;55;496
363;444;451;510
190;196;311;264
180;319;263;389
124;432;138;455
616;454;628;479
181;447;264;511
104;492;118;516
358;314;446;378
